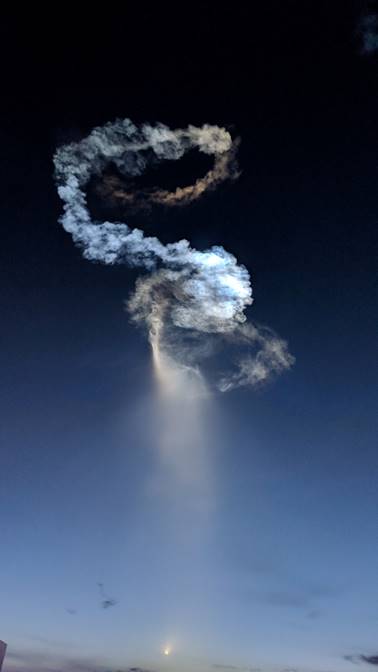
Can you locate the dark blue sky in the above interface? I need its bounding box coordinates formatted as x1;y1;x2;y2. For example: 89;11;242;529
0;3;377;671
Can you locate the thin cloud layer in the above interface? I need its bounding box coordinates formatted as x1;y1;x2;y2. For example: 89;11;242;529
6;646;153;672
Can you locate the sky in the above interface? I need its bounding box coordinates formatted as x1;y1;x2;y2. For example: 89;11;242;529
0;3;377;672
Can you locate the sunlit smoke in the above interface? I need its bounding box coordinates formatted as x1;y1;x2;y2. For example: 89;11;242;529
97;137;240;211
54;118;294;392
145;284;212;506
149;322;207;400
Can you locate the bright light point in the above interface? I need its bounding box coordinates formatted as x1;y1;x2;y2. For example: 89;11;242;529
203;252;223;266
163;646;171;656
221;273;249;297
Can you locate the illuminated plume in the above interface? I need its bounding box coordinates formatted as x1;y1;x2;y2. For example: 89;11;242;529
96;137;240;211
54;118;294;391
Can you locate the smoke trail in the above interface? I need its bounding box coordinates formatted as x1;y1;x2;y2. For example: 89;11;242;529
96;137;241;211
54;118;294;391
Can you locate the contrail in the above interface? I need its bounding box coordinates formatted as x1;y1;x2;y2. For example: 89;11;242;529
54;118;294;391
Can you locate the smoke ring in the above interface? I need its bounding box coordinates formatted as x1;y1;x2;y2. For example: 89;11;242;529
97;137;240;212
58;120;240;213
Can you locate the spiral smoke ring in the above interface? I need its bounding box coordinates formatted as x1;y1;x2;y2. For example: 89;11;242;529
54;118;294;391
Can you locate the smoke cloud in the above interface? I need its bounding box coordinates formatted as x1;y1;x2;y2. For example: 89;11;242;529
358;13;378;54
54;118;294;391
96;136;240;210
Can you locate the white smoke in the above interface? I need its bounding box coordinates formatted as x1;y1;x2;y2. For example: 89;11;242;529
54;118;294;391
97;137;240;210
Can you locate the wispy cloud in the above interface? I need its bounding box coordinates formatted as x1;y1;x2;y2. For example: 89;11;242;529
358;13;378;54
251;581;343;612
97;581;118;609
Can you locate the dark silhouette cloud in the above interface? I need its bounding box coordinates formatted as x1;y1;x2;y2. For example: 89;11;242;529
102;598;118;609
344;654;378;666
6;649;51;665
5;647;154;672
213;665;335;672
306;609;323;620
213;666;261;672
97;581;118;609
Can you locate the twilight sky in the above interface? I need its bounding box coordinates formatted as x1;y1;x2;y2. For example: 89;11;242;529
0;3;377;672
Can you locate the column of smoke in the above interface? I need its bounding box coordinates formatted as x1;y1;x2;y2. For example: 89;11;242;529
129;270;213;514
54;118;294;502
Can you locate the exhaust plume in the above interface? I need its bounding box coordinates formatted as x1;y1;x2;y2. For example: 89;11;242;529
54;118;294;391
96;136;241;211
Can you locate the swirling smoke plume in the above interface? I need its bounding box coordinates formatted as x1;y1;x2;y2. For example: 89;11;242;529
54;119;294;397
